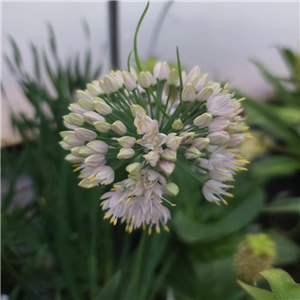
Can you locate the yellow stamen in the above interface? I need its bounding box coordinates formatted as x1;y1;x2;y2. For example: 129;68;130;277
242;126;249;131
129;226;133;233
155;136;159;141
164;226;170;232
228;185;235;188
125;225;129;232
234;154;243;159
90;176;96;183
224;82;229;89
88;184;94;188
156;227;160;234
78;174;83;178
215;201;221;206
226;193;234;198
222;199;228;205
232;91;236;96
143;222;145;230
100;200;106;206
130;187;134;190
137;139;141;142
101;180;106;185
238;167;248;171
148;227;152;235
150;130;153;134
73;164;80;167
128;192;133;196
118;197;124;203
73;166;81;172
171;204;176;207
114;219;117;226
142;112;146;117
238;97;246;102
135;118;141;122
126;197;132;203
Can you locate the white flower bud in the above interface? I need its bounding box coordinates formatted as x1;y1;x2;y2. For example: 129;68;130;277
209;119;230;132
60;131;74;139
226;123;237;135
76;90;91;100
158;161;175;177
192;137;210;150
64;134;85;146
143;151;160;167
117;136;136;148
122;71;137;91
153;62;162;78
67;113;85;126
126;162;142;175
184;146;201;160
182;84;196;101
117;148;135;159
161;149;177;162
92;97;112;115
147;71;156;85
99;80;111;94
69;103;86;115
59;141;73;150
227;134;244;147
167;69;179;86
71;146;83;157
207;131;230;146
83;111;105;124
87;140;108;153
63;120;78;130
75;128;97;141
179;132;195;144
111;120;127;135
87;83;102;96
78;147;97;157
186;66;201;82
65;154;85;164
157;61;170;80
138;71;151;88
85;153;106;167
166;182;179;196
193;113;213;128
103;75;121;93
130;104;145;117
172;118;184;130
113;70;124;85
130;67;138;80
196;87;213;101
94;121;111;133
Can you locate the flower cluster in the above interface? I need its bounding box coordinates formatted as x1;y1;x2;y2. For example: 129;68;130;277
60;61;250;232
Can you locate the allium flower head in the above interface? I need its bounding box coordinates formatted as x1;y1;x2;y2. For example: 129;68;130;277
60;3;250;232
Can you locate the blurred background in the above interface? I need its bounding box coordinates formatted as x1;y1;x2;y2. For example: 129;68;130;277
2;1;300;300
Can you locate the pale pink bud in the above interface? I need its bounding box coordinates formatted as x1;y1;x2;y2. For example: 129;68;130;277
207;131;230;146
59;141;73;150
87;83;102;96
94;121;111;133
66;113;85;126
103;74;121;93
85;154;106;167
95;166;115;185
76;90;91;100
182;84;196;101
69;103;86;115
117;148;135;159
192;137;210;150
179;132;195;144
165;133;182;151
196;87;213;101
193;113;213;128
83;111;105;124
167;69;179;86
209;119;230;132
161;149;177;162
111;121;127;135
64;134;85;146
122;71;137;91
172;118;184;130
65;154;85;164
92;97;112;115
87;140;108;153
75;128;97;141
138;71;151;88
184;146;201;160
117;136;136;148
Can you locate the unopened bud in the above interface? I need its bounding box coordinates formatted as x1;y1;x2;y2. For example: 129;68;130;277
130;104;145;117
67;113;85;126
196;87;213;101
94;121;111;133
207;131;230;146
122;71;137;91
167;69;179;86
184;146;201;160
111;120;127;135
117;136;136;148
117;148;135;159
158;161;175;177
75;128;97;141
143;151;160;167
166;182;179;196
78;99;94;111
179;132;195;144
192;137;210;150
172;118;184;130
92;97;112;115
209;119;230;132
126;162;142;175
161;149;177;162
87;140;108;153
193;113;213;128
83;111;105;124
182;84;196;101
103;75;121;93
76;90;91;100
138;71;151;88
65;154;85;164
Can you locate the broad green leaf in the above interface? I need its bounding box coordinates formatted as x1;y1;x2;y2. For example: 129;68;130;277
260;268;300;300
237;280;276;300
267;230;299;266
173;187;264;243
96;270;121;300
263;198;300;214
251;156;300;183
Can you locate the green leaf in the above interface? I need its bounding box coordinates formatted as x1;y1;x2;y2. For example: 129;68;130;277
173;187;264;243
251;156;300;183
260;268;300;300
280;48;297;71
263;198;300;214
95;270;121;300
237;280;276;300
267;230;299;266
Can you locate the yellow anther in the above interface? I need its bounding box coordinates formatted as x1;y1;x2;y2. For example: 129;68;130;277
224;82;229;89
242;126;249;131
73;164;80;167
100;200;106;206
138;125;141;130
227;149;234;152
154;130;157;134
234;154;243;159
129;226;133;233
90;176;96;183
171;204;176;207
238;97;246;102
101;180;106;184
229;101;236;105
156;227;161;234
222;199;228;205
143;222;146;230
246;133;253;138
142;112;146;116
232;91;236;96
228;185;235;188
88;184;94;188
164;226;170;232
226;193;234;198
126;197;132;203
114;219;117;226
118;197;124;203
215;201;221;206
73;166;81;172
130;187;134;190
238;167;248;171
125;225;129;232
137;139;141;142
150;130;153;134
155;147;159;150
131;215;136;221
110;217;115;223
128;192;133;196
155;136;159;141
135;118;141;122
78;174;83;178
148;227;152;235
147;139;151;142
221;167;227;171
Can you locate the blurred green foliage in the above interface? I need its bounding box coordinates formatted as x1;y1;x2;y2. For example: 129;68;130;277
2;23;299;300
